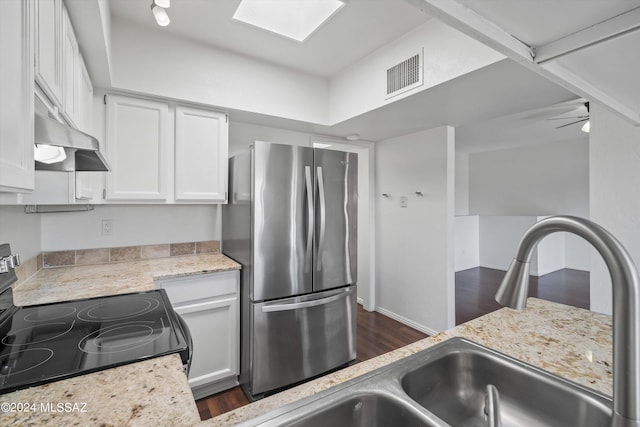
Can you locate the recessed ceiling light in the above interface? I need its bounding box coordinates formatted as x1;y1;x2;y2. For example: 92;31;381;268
233;0;345;42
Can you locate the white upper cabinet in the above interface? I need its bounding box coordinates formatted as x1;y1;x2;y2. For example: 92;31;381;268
0;0;35;193
77;55;93;134
61;6;79;128
175;106;228;202
34;0;63;107
105;94;170;201
104;94;229;204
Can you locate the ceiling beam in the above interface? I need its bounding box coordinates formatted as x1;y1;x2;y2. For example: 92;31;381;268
534;7;640;64
404;0;534;62
405;0;640;125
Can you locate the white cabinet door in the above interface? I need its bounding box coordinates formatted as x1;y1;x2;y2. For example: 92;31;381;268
61;6;79;128
105;95;170;201
176;297;238;388
77;56;93;134
0;0;34;193
175;106;228;202
35;0;62;107
156;270;240;398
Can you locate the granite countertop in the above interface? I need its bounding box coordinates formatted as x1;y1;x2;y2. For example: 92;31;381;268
13;253;241;306
202;298;613;426
1;253;240;427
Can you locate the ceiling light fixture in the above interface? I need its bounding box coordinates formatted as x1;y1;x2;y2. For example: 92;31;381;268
581;121;590;133
233;0;345;42
151;0;170;27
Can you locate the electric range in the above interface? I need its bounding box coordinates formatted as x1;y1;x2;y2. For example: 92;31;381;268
0;288;189;395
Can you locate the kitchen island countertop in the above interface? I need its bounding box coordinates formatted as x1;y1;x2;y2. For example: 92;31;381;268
1;253;240;427
201;298;613;426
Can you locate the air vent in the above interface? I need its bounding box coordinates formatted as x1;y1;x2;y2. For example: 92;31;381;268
385;51;423;99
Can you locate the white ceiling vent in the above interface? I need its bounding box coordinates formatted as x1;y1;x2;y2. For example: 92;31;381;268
385;50;423;99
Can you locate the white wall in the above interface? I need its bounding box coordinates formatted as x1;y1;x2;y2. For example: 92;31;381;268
468;139;589;216
455;153;469;215
565;234;591;271
590;102;640;315
0;206;41;260
376;126;455;334
455;215;479;271
40;205;217;251
109;19;329;125
535;215;566;276
479;216;537;272
329;20;504;124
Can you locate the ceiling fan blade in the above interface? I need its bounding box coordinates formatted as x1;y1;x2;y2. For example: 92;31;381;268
555;118;588;129
546;115;590;120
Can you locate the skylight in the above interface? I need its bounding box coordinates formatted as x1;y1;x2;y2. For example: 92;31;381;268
232;0;345;42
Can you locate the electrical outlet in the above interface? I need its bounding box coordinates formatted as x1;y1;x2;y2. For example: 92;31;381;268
102;219;114;236
400;196;408;208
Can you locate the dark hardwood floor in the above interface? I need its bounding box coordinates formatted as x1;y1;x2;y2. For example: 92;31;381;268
197;267;589;421
455;267;589;325
196;304;428;421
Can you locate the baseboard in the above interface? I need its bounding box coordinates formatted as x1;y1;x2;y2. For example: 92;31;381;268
375;307;439;336
357;297;363;305
191;376;239;400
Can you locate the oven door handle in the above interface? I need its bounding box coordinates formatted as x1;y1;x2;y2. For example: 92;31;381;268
174;313;193;376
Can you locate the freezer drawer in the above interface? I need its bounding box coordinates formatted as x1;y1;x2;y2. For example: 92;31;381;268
250;286;357;396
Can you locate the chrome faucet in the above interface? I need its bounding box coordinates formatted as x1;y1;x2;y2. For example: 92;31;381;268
495;216;640;427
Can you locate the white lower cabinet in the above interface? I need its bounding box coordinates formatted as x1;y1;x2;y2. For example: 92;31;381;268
156;270;239;399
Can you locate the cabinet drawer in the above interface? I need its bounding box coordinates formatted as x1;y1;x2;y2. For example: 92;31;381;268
156;271;238;306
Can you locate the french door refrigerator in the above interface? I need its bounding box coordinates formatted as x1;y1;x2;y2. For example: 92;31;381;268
222;141;357;400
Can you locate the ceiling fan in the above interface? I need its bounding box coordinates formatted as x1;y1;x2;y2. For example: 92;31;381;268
547;102;590;131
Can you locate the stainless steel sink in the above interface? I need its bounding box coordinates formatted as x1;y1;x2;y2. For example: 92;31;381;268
401;344;611;426
283;393;437;427
238;338;612;427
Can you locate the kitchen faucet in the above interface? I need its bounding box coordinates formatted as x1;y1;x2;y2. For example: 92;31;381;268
495;216;640;427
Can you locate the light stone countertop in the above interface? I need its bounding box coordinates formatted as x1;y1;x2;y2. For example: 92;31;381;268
201;298;613;426
12;253;241;306
1;253;241;427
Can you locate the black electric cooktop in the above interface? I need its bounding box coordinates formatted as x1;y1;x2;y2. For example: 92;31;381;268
0;289;188;395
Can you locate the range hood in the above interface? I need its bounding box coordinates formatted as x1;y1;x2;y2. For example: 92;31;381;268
34;111;110;172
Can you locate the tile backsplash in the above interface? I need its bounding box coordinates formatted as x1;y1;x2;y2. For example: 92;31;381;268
43;240;220;267
13;240;220;287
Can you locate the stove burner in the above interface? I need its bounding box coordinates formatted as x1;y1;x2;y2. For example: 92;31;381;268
78;321;165;354
77;297;160;322
1;321;75;346
24;306;77;322
0;348;54;377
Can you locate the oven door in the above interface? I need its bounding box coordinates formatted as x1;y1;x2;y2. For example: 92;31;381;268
250;285;356;396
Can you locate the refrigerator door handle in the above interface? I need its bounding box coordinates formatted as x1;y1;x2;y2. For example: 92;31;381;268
261;290;349;313
316;166;326;271
304;166;314;273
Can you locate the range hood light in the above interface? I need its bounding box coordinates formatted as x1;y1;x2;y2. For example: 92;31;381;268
34;144;67;164
581;121;591;133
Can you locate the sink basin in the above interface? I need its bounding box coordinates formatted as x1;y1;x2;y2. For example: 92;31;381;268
401;344;612;427
238;338;612;427
284;393;435;427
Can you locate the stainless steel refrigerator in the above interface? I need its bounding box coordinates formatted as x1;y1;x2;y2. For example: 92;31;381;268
222;141;357;400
